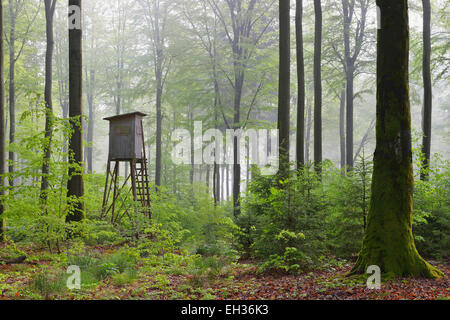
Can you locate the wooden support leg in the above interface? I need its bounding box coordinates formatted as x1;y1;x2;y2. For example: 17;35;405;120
101;161;112;219
111;161;119;224
131;160;137;202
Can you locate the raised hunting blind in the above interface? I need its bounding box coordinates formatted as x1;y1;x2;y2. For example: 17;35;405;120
102;112;151;223
105;112;146;160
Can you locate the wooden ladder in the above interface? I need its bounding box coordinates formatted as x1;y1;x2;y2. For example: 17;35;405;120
130;120;152;218
133;159;151;217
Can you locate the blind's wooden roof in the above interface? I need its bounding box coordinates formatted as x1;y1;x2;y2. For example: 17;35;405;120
104;112;147;121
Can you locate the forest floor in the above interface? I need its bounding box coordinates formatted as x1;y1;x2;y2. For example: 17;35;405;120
0;244;448;300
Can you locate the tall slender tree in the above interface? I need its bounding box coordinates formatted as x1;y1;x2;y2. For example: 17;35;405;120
154;0;168;190
350;0;441;278
208;0;274;216
85;66;95;174
328;0;370;170
55;9;68;119
296;0;305;169
54;10;69;165
421;0;432;181
8;0;19;186
138;0;171;190
343;0;353;169
313;0;322;175
343;0;369;169
40;0;57;204
339;88;346;170
66;0;84;222
0;0;6;242
84;1;99;174
305;93;312;163
112;0;127;116
181;2;223;206
6;0;39;186
278;0;290;178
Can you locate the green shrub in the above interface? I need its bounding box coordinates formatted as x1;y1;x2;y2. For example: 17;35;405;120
413;156;450;260
324;157;371;258
261;247;312;274
240;165;327;271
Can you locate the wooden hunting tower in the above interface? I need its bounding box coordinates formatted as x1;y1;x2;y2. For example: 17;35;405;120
102;112;151;223
105;112;146;161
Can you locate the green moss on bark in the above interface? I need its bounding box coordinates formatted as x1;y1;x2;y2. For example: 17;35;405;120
350;0;442;279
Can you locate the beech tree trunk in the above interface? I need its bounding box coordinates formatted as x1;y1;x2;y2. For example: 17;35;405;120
40;0;57;204
305;95;312;163
345;66;354;168
8;0;15;187
343;0;354;169
66;0;85;223
421;0;432;181
222;165;226;201
278;0;290;178
86;69;95;174
209;0;268;217
5;0;37;186
55;22;69;162
340;89;346;170
206;164;210;194
213;163;220;205
233;72;242;216
155;66;163;188
350;0;441;278
341;0;369;169
189;108;194;185
139;0;170;190
296;0;305;169
0;0;6;242
226;165;230;201
154;1;166;190
114;0;125;117
313;0;322;175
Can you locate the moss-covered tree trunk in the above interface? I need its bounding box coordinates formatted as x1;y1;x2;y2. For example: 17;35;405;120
350;0;441;279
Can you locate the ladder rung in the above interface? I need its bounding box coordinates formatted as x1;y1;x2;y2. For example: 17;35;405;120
130;159;150;209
